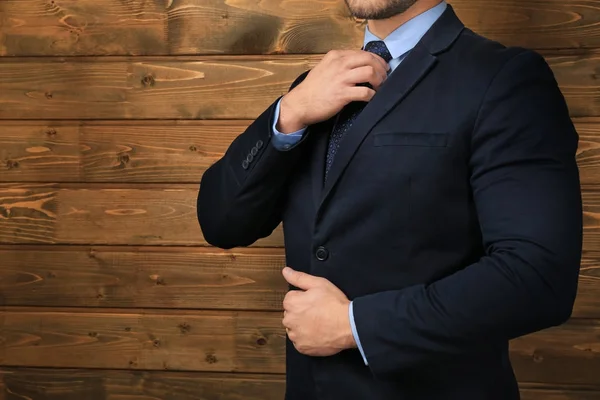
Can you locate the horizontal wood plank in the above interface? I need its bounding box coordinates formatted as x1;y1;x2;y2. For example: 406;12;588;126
0;52;599;120
0;246;287;310
520;384;600;400
0;370;598;400
2;0;600;56
0;309;285;373
0;0;363;56
0;245;597;318
0;308;598;384
510;319;600;386
1;184;598;250
0;369;286;400
1;117;599;186
0;184;283;246
0;121;247;183
0;56;317;120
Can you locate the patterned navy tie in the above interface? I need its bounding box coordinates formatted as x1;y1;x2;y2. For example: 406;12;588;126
324;40;393;181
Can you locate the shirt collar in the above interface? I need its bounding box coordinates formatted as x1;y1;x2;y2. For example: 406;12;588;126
363;1;447;60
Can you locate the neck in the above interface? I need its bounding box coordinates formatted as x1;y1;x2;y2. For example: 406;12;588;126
367;0;442;39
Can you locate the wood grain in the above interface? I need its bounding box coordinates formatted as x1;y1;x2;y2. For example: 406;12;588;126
0;0;363;56
0;245;597;318
0;308;285;373
510;319;600;385
575;119;600;188
577;251;600;318
0;184;283;246
1;117;599;185
0;308;598;384
520;384;600;400
0;370;597;400
0;52;599;120
2;0;600;56
583;190;600;252
0;246;287;310
2;183;599;250
0;369;286;400
0;121;248;183
0;56;317;120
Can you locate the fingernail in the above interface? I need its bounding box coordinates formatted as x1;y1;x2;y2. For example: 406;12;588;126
283;267;292;275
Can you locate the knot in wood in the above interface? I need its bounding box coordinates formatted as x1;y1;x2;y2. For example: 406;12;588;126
178;323;191;334
256;337;267;346
45;92;53;99
205;353;218;364
45;128;57;138
6;160;19;170
141;74;155;87
117;153;130;164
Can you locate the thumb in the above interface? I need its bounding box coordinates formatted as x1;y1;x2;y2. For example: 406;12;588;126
282;267;324;290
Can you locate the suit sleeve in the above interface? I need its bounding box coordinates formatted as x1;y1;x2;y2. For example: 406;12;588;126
197;71;310;249
351;49;583;377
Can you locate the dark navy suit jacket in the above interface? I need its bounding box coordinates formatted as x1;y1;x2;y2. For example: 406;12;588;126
197;5;583;399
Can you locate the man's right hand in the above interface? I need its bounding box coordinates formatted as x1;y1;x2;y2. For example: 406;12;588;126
276;50;390;134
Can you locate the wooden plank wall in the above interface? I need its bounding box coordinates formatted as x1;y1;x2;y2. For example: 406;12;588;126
0;0;599;398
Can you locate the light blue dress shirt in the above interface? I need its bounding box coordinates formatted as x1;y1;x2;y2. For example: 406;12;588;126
272;1;447;365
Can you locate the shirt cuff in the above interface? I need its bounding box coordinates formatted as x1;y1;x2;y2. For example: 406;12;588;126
271;98;306;150
349;300;369;365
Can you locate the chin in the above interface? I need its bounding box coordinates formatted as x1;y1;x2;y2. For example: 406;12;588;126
344;0;417;20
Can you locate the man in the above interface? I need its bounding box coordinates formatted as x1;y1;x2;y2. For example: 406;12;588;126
196;0;583;398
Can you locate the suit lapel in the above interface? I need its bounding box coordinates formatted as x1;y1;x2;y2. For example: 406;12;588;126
319;46;437;206
316;4;465;209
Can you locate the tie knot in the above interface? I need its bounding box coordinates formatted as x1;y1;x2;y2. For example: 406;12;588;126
364;40;393;63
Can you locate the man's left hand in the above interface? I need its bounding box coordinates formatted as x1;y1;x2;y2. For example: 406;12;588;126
282;267;357;356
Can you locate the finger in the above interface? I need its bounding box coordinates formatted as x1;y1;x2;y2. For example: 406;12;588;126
344;65;386;90
282;267;325;290
283;290;301;310
288;330;297;342
333;51;381;70
282;316;296;331
345;86;377;103
341;51;388;73
365;51;390;74
325;49;365;61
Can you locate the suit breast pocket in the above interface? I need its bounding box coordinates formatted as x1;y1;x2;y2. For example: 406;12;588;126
373;132;449;147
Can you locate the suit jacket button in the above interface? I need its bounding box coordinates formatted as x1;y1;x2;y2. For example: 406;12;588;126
246;153;254;163
256;140;264;149
251;146;258;156
315;246;329;261
242;160;249;169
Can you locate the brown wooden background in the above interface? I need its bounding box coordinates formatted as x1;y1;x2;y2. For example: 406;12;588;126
0;0;599;399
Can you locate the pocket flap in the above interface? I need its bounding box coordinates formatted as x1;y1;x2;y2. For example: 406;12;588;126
373;132;448;147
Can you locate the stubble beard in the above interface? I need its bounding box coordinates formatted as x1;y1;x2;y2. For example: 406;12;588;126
345;0;418;20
